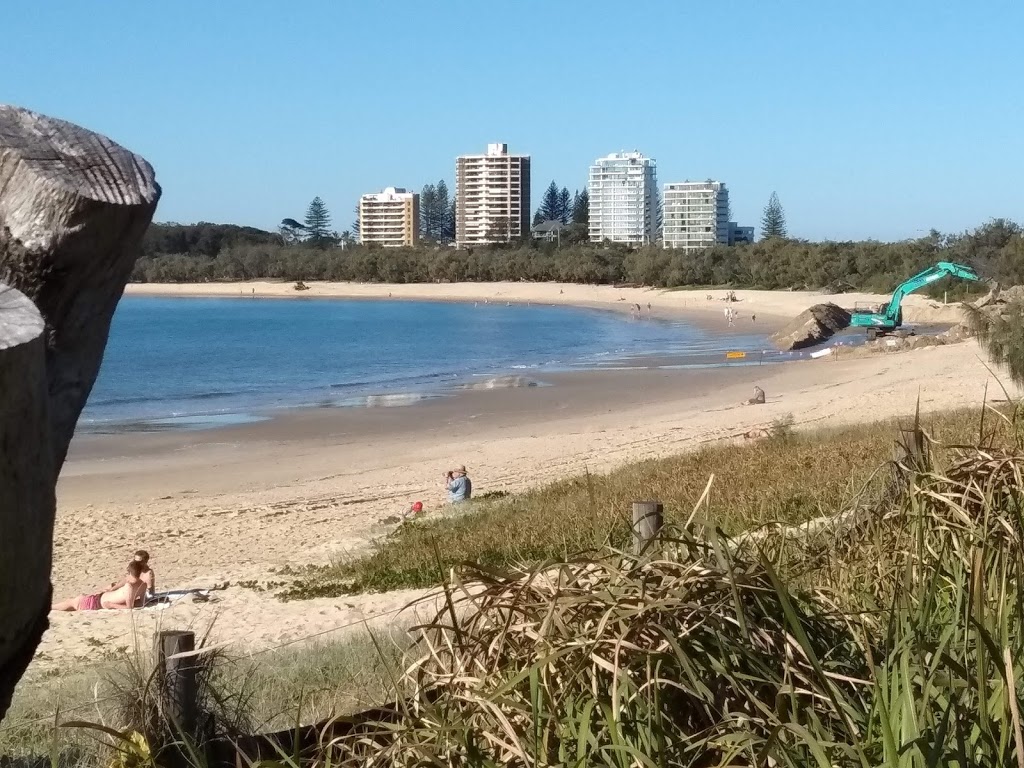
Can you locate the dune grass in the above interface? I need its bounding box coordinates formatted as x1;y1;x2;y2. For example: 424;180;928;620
286;409;1024;766
283;405;1015;598
0;630;408;762
6;403;1024;766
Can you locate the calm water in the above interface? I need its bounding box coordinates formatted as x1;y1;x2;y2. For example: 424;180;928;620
81;297;769;431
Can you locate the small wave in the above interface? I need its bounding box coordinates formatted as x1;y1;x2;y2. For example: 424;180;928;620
329;371;448;390
363;393;430;407
90;390;239;407
461;375;541;390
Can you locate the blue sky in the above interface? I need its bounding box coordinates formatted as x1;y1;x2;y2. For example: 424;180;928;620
4;0;1021;240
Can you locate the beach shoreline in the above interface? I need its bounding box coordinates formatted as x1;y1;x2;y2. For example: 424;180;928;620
36;284;982;670
123;279;968;327
41;337;1015;669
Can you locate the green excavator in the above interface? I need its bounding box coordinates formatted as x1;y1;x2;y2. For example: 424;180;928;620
850;261;980;339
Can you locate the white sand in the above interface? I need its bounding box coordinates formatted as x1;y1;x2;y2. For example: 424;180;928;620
125;280;967;325
37;283;997;672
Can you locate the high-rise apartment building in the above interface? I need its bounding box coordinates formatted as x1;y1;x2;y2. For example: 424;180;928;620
662;181;730;250
358;187;419;247
455;143;531;246
588;152;658;245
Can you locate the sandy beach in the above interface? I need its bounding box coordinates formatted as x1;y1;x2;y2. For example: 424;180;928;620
124;280;967;326
37;283;998;673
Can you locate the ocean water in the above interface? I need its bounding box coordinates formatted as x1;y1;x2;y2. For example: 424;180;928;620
81;297;769;431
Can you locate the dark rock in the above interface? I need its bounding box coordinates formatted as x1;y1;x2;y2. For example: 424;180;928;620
770;303;852;351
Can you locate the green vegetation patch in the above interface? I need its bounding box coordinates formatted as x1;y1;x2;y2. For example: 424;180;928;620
283;406;1009;598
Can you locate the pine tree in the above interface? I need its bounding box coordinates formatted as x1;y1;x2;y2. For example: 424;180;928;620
558;187;572;224
444;200;456;243
435;180;451;242
539;181;561;221
304;197;332;243
572;189;590;226
420;184;437;240
533;211;544;226
760;192;787;239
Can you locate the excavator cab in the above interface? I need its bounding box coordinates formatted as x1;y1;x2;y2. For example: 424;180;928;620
852;301;882;316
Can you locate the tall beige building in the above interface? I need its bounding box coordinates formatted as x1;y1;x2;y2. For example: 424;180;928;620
358;187;419;247
662;181;730;250
455;143;531;247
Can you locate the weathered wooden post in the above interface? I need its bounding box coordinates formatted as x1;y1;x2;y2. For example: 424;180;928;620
0;104;160;722
155;630;199;753
897;426;928;473
632;501;664;555
891;425;929;498
0;286;52;721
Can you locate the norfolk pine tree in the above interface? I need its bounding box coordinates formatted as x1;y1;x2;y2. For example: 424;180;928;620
539;181;561;221
572;189;590;226
420;184;437;240
558;187;572;224
761;192;788;239
445;200;456;243
304;196;334;246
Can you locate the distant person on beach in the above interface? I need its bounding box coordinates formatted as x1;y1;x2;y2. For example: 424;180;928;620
110;550;155;598
742;386;766;406
52;561;148;612
446;465;472;503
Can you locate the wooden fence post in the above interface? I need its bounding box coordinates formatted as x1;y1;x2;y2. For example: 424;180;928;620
155;630;199;751
632;501;664;555
897;426;928;473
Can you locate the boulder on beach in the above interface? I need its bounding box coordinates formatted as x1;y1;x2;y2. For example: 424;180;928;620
771;303;852;351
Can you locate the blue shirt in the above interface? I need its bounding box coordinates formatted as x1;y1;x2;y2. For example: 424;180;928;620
447;475;472;503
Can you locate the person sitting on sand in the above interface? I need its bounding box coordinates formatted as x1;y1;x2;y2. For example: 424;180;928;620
446;465;472;503
52;561;149;612
110;550;155;600
742;386;766;406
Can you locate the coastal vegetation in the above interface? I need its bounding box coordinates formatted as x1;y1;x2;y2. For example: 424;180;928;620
133;218;1024;295
283;405;1013;597
6;402;1024;765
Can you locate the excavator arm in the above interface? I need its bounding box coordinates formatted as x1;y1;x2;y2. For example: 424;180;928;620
882;261;979;325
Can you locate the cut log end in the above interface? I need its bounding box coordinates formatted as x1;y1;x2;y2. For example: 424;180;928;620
0;104;160;209
0;283;44;350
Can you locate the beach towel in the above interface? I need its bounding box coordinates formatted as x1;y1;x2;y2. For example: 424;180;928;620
144;589;212;608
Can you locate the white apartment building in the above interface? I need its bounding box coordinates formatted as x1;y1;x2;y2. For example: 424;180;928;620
588;152;658;245
455;143;531;246
662;181;730;250
358;187;419;247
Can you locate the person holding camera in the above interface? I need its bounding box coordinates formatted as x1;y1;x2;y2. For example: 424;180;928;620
445;465;472;503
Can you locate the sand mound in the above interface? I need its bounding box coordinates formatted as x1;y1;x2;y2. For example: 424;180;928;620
770;303;851;351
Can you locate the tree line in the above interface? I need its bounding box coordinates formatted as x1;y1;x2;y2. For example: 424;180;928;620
133;218;1024;296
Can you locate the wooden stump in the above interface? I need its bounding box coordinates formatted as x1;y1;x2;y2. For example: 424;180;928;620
0;104;161;471
0;105;160;721
155;631;199;759
0;286;53;721
632;501;664;555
